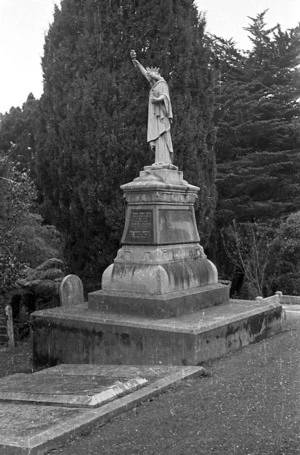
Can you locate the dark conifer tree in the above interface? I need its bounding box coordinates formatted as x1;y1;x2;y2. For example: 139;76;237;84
209;12;300;294
0;94;39;174
213;12;300;165
36;0;216;283
210;12;300;227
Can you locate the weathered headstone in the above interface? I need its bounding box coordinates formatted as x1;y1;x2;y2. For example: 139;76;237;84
59;275;84;307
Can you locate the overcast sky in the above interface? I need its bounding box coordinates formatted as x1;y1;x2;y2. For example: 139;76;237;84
0;0;299;114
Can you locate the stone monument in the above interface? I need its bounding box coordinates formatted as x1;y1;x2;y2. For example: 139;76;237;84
31;51;282;368
89;50;228;317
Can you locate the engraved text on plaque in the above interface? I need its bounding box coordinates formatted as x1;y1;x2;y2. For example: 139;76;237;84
123;210;153;244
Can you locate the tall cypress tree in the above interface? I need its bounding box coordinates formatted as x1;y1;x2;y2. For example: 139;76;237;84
36;0;216;283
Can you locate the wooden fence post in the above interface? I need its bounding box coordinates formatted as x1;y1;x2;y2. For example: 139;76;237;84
5;305;15;348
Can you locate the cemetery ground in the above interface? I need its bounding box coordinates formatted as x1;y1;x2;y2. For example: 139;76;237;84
0;317;299;454
0;340;32;378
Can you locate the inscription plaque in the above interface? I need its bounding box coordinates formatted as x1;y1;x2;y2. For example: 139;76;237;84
123;210;154;244
158;209;200;244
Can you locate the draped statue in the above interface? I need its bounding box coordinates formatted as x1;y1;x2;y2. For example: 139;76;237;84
130;50;173;165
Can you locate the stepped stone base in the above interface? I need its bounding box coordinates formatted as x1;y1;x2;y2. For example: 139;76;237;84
89;283;230;318
31;298;282;368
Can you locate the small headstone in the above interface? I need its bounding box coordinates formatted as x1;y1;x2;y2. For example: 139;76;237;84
59;275;84;307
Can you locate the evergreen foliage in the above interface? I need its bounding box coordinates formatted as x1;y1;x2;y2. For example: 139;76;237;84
36;0;216;282
0;94;39;175
212;12;300;224
209;12;300;295
0;153;36;293
213;12;300;165
0;150;63;298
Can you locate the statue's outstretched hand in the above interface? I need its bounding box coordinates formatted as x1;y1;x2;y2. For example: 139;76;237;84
130;50;148;79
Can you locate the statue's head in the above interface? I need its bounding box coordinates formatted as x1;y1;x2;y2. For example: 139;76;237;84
146;66;161;80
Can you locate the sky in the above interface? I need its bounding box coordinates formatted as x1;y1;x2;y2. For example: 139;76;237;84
0;0;299;114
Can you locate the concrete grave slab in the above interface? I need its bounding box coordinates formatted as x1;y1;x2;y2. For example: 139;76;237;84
0;372;148;408
0;364;205;455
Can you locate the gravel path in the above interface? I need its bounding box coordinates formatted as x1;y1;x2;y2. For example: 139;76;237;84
45;319;300;455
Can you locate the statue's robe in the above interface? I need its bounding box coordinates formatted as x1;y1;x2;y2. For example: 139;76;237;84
147;78;173;164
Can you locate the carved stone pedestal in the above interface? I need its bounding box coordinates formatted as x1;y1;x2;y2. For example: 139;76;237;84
89;165;229;317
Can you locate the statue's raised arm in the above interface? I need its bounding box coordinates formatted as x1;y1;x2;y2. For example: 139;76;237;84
130;50;173;166
130;50;150;81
